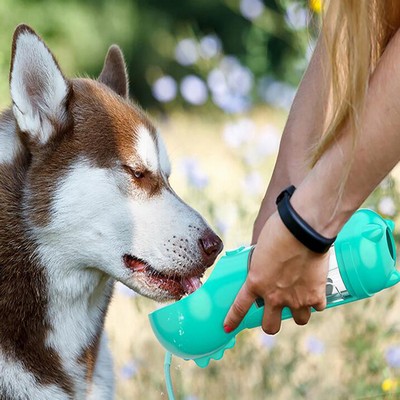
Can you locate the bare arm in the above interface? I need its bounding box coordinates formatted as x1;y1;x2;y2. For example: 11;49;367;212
225;28;400;335
253;37;330;242
292;28;400;237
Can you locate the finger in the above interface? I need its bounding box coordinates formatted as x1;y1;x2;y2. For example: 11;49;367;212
313;296;327;312
223;283;256;333
261;303;283;335
291;307;311;326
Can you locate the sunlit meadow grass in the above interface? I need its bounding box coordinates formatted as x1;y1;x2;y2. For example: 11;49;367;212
106;108;400;400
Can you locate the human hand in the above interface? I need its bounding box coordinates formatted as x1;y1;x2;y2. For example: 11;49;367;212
223;211;329;334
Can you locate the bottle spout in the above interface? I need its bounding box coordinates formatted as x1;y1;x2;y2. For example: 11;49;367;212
385;219;395;232
386;270;400;288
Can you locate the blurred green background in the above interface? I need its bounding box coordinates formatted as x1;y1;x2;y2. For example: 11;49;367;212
0;0;318;111
2;0;400;399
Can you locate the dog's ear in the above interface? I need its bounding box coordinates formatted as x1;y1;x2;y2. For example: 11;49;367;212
98;45;129;99
9;24;70;146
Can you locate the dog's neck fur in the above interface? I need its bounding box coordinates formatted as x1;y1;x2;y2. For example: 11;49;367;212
0;109;113;397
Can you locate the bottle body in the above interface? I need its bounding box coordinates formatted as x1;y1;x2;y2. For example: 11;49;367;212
149;209;398;368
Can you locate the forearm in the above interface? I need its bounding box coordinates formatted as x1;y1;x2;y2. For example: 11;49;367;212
253;37;330;241
292;29;400;237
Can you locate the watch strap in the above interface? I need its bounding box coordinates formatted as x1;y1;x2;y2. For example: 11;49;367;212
276;185;336;254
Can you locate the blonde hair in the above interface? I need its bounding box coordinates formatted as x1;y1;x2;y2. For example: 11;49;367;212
311;0;400;166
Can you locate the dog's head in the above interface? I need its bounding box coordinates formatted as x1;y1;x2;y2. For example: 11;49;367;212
8;25;222;301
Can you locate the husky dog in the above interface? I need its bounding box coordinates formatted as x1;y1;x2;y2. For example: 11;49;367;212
0;25;223;399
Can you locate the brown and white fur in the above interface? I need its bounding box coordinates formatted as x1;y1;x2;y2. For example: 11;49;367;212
0;25;223;399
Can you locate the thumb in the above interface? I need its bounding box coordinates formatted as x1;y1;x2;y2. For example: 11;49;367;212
223;283;256;333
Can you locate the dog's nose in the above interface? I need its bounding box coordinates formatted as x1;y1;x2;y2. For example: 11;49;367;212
199;230;223;266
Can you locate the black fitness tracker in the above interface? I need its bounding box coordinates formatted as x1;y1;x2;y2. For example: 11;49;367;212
276;185;336;254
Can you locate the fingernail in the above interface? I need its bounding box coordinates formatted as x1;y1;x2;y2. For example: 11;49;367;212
224;324;233;333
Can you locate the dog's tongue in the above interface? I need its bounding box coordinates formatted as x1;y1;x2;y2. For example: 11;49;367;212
181;276;202;294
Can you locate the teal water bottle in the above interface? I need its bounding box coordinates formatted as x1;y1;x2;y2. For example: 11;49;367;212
149;209;399;368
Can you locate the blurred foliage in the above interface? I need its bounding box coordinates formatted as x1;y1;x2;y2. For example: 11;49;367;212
0;0;138;106
0;0;317;111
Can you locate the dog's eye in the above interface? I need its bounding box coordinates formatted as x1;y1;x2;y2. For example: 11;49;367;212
133;170;145;179
123;165;145;180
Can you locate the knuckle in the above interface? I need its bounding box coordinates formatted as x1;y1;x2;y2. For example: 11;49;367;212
290;299;301;310
265;293;280;308
246;275;262;295
314;296;325;306
310;293;327;310
314;300;327;311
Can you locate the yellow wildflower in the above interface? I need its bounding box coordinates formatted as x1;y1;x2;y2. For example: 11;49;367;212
382;378;397;392
309;0;322;14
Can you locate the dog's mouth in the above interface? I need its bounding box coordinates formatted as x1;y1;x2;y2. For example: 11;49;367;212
123;254;204;299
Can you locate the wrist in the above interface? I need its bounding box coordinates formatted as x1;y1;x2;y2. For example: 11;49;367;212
259;211;324;259
253;178;292;243
290;181;355;238
276;186;336;253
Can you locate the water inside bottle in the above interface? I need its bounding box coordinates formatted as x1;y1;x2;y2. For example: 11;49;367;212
326;248;351;304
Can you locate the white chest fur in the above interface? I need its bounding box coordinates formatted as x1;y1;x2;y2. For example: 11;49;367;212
38;251;115;398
